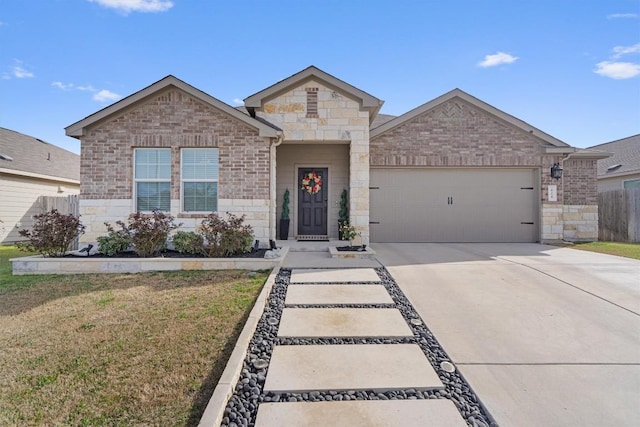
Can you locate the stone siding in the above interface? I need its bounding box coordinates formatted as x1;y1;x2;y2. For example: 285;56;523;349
563;205;598;241
257;79;370;242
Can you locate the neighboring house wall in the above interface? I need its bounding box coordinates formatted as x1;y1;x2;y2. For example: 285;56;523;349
256;79;370;240
598;173;640;192
275;144;350;238
79;87;271;243
0;173;79;244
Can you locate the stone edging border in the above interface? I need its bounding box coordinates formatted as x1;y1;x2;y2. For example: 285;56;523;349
197;267;280;427
10;247;289;275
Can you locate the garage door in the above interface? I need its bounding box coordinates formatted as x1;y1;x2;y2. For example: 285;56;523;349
370;168;539;242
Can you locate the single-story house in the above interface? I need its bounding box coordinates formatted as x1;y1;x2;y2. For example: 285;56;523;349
66;66;609;245
0;127;80;244
588;134;640;192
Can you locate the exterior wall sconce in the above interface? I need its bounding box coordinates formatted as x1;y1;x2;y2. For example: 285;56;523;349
550;163;563;180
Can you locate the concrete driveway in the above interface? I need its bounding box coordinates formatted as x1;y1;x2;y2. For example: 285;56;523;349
373;243;640;427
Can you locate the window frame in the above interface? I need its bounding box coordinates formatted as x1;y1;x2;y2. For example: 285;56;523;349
133;148;172;212
180;148;219;214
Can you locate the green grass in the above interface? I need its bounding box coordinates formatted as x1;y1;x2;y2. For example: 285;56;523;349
0;245;269;426
567;241;640;260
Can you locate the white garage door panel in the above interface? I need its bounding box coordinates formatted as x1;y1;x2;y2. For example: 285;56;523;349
370;168;539;243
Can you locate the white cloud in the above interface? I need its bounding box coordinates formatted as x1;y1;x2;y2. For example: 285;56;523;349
612;43;640;59
51;81;119;100
93;89;121;102
232;98;243;105
607;13;639;19
12;60;34;78
52;81;74;90
88;0;173;14
594;61;640;79
478;52;519;68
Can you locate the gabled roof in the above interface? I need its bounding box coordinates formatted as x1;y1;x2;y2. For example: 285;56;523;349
66;75;280;138
371;88;569;147
0;127;79;183
243;66;384;123
588;134;640;178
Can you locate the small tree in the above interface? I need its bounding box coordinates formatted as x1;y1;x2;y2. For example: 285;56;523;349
281;188;290;220
338;189;349;240
18;209;85;257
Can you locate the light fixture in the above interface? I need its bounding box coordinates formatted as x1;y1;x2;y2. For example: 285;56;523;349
550;163;563;180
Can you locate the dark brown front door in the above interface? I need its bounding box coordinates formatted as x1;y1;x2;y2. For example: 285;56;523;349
298;168;328;236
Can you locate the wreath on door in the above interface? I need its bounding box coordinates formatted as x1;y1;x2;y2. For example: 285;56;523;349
301;172;322;194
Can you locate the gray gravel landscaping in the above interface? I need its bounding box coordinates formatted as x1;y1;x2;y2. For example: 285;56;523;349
220;267;497;427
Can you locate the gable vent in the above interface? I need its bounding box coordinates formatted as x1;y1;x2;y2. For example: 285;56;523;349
306;87;318;118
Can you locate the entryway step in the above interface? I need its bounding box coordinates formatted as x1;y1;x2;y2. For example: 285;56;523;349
285;284;393;305
263;344;443;393
255;400;468;427
290;268;381;283
278;308;413;338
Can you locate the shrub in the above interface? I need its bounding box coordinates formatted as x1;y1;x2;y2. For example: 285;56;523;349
172;231;204;255
198;213;253;257
18;209;85;257
104;211;180;257
97;229;131;256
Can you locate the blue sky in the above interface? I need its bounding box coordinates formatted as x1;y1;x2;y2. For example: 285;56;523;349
1;0;639;154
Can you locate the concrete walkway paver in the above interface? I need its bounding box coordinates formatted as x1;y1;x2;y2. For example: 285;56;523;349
290;268;381;283
285;284;393;305
263;344;444;393
278;308;413;338
255;399;467;427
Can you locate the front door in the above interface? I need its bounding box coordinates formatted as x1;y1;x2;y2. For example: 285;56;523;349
298;167;328;236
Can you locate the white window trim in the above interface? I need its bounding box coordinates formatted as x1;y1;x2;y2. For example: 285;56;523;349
133;148;171;212
180;148;219;213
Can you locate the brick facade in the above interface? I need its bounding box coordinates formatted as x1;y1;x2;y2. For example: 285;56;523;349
563;159;598;205
70;70;603;245
80;88;270;201
370;99;542;167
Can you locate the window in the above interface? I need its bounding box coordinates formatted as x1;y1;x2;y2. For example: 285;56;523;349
134;148;171;211
181;148;218;212
623;179;640;189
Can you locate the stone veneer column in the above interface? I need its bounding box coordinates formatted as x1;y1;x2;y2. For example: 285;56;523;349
350;130;370;244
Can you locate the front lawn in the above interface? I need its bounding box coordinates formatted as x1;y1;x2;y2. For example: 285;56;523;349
0;245;267;426
566;241;640;260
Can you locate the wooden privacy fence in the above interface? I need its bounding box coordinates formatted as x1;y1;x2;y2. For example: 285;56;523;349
598;188;640;243
37;195;81;249
38;194;79;217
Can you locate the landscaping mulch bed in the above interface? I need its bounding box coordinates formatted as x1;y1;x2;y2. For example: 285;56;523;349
64;249;268;259
335;245;368;252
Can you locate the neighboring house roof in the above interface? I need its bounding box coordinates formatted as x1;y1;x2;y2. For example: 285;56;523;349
65;75;280;138
371;113;396;129
371;88;571;148
588;134;640;179
244;66;384;124
0;127;80;183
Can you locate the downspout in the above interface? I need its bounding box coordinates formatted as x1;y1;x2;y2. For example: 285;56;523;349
269;132;284;242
